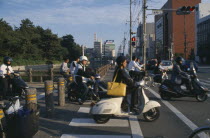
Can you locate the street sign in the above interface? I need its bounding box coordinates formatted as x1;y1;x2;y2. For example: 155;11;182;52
152;10;163;15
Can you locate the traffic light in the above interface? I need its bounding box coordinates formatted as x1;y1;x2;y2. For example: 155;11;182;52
176;6;196;15
131;37;136;47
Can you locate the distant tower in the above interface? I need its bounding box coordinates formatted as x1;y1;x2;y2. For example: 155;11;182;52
94;33;97;42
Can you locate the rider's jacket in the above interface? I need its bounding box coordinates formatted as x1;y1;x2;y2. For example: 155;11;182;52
113;68;134;89
0;64;14;78
171;63;188;83
74;63;91;78
70;61;77;75
128;61;143;71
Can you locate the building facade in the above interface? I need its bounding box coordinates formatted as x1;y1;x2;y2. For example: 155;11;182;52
94;40;102;57
136;23;155;60
195;3;210;64
160;0;201;60
103;40;115;58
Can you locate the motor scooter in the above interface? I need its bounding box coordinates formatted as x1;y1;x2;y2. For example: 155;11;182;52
67;75;101;105
90;78;161;124
159;63;209;102
0;71;28;99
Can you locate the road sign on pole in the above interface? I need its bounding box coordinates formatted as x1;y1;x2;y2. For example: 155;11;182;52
152;10;163;15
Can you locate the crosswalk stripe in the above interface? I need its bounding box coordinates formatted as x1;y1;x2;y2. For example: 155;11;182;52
61;134;131;138
69;118;129;127
199;79;210;84
78;107;90;114
129;116;144;138
148;88;209;138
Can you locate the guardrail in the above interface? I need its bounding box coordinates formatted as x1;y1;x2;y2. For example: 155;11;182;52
14;64;111;83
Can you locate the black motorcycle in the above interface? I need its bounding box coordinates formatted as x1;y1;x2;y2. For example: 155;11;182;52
67;75;102;105
159;63;209;102
10;72;28;98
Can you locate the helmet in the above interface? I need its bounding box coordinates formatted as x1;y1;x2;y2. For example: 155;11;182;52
175;56;184;64
80;56;88;61
95;74;101;79
3;56;13;65
116;56;126;66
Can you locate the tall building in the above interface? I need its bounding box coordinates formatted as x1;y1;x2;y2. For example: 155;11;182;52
159;0;201;60
93;33;102;57
136;23;155;60
94;40;102;57
155;15;164;59
103;40;115;58
195;3;210;64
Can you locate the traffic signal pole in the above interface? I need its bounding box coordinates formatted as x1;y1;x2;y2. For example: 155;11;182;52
142;0;147;70
130;0;132;61
184;14;187;59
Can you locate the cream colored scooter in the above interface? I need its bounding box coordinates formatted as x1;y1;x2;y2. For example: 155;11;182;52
90;80;161;124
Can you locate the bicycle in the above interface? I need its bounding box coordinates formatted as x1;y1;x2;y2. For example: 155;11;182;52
189;119;210;138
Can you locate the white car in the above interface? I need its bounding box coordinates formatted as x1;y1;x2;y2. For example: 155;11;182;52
160;60;173;71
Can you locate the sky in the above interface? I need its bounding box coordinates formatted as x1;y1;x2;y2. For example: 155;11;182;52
0;0;209;54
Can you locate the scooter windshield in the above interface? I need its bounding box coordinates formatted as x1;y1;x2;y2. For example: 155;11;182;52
190;62;197;76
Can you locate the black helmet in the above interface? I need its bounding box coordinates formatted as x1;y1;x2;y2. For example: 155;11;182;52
175;56;184;64
3;56;13;65
116;56;126;66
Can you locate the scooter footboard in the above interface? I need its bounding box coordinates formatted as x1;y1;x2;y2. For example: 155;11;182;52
143;100;161;113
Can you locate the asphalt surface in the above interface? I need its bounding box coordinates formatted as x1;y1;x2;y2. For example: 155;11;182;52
32;67;210;138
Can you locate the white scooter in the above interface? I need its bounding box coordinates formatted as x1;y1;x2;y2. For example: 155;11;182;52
90;79;161;124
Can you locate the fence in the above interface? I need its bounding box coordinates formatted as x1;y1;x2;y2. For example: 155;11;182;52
14;64;111;83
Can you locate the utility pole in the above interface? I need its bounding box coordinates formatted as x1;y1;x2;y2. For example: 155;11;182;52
123;32;126;56
130;0;132;61
184;14;187;59
82;45;84;56
142;0;147;70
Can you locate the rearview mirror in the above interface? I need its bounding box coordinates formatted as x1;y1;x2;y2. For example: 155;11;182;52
187;68;190;71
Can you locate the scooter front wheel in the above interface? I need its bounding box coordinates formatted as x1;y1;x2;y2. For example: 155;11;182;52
93;115;111;124
143;107;160;122
196;93;208;102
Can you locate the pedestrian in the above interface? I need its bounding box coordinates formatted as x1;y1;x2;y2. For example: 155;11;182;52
70;57;80;75
60;57;70;78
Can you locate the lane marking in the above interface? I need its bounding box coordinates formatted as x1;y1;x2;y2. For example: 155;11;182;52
69;118;129;127
129;115;144;138
37;90;58;100
61;134;131;138
199;79;210;84
148;88;198;130
148;88;208;138
78;107;90;114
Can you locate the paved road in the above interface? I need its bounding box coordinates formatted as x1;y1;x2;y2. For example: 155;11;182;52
32;68;210;138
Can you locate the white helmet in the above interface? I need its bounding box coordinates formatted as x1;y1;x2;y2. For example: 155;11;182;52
80;56;88;61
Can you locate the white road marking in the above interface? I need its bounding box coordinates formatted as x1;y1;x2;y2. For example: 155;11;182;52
78;107;90;114
148;88;208;138
37;90;58;100
69;118;129;127
208;94;210;97
129;115;144;138
61;134;131;138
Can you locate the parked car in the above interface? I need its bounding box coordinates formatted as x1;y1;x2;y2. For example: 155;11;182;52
183;60;198;72
160;60;173;71
146;59;157;70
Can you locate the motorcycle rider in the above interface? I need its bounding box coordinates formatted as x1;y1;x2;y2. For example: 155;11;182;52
114;56;142;114
171;56;192;92
74;56;94;103
128;56;144;80
60;57;70;78
70;57;80;75
0;56;14;100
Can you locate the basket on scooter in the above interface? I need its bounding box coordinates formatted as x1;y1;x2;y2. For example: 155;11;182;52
4;103;39;138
